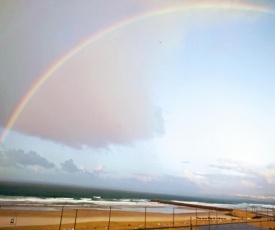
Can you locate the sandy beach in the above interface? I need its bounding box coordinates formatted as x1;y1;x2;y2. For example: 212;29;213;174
1;203;274;230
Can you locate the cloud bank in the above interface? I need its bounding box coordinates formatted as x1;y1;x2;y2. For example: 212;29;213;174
11;32;164;149
0;149;55;169
61;159;81;173
210;159;275;193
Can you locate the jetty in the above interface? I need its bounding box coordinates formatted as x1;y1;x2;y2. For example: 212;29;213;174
151;199;233;212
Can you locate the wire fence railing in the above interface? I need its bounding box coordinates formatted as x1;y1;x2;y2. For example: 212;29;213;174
0;205;275;230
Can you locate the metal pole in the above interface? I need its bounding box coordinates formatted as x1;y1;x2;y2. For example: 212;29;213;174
260;206;262;215
196;208;197;228
144;207;147;229
208;211;210;230
246;207;248;222
59;207;64;230
260;214;262;227
73;209;78;230
108;206;112;230
172;207;175;227
15;211;18;226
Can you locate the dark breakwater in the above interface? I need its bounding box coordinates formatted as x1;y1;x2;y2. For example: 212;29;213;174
151;199;233;211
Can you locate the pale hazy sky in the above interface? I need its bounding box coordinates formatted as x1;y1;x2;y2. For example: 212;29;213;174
1;0;275;196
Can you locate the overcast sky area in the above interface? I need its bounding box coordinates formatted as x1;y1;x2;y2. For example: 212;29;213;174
1;0;275;196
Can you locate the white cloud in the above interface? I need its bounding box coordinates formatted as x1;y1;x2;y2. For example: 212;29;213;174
211;158;275;189
182;170;209;187
93;164;104;174
241;180;262;189
135;174;154;183
260;168;275;184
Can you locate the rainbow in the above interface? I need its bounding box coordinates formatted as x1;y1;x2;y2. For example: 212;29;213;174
1;1;274;144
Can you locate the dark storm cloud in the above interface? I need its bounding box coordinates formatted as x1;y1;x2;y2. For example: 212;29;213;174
1;149;55;169
61;159;81;173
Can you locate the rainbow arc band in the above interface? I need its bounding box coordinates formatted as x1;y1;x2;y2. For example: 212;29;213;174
0;2;274;144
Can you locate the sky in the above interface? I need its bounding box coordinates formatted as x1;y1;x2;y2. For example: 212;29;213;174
1;0;275;196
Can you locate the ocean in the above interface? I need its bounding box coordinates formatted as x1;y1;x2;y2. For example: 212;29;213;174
1;181;275;214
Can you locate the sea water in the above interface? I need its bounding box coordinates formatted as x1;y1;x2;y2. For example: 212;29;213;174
0;181;275;214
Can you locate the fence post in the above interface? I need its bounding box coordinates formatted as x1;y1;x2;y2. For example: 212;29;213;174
196;208;197;228
209;211;211;230
172;207;175;227
74;209;78;230
14;211;18;226
59;206;64;230
144;207;147;229
108;206;112;230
